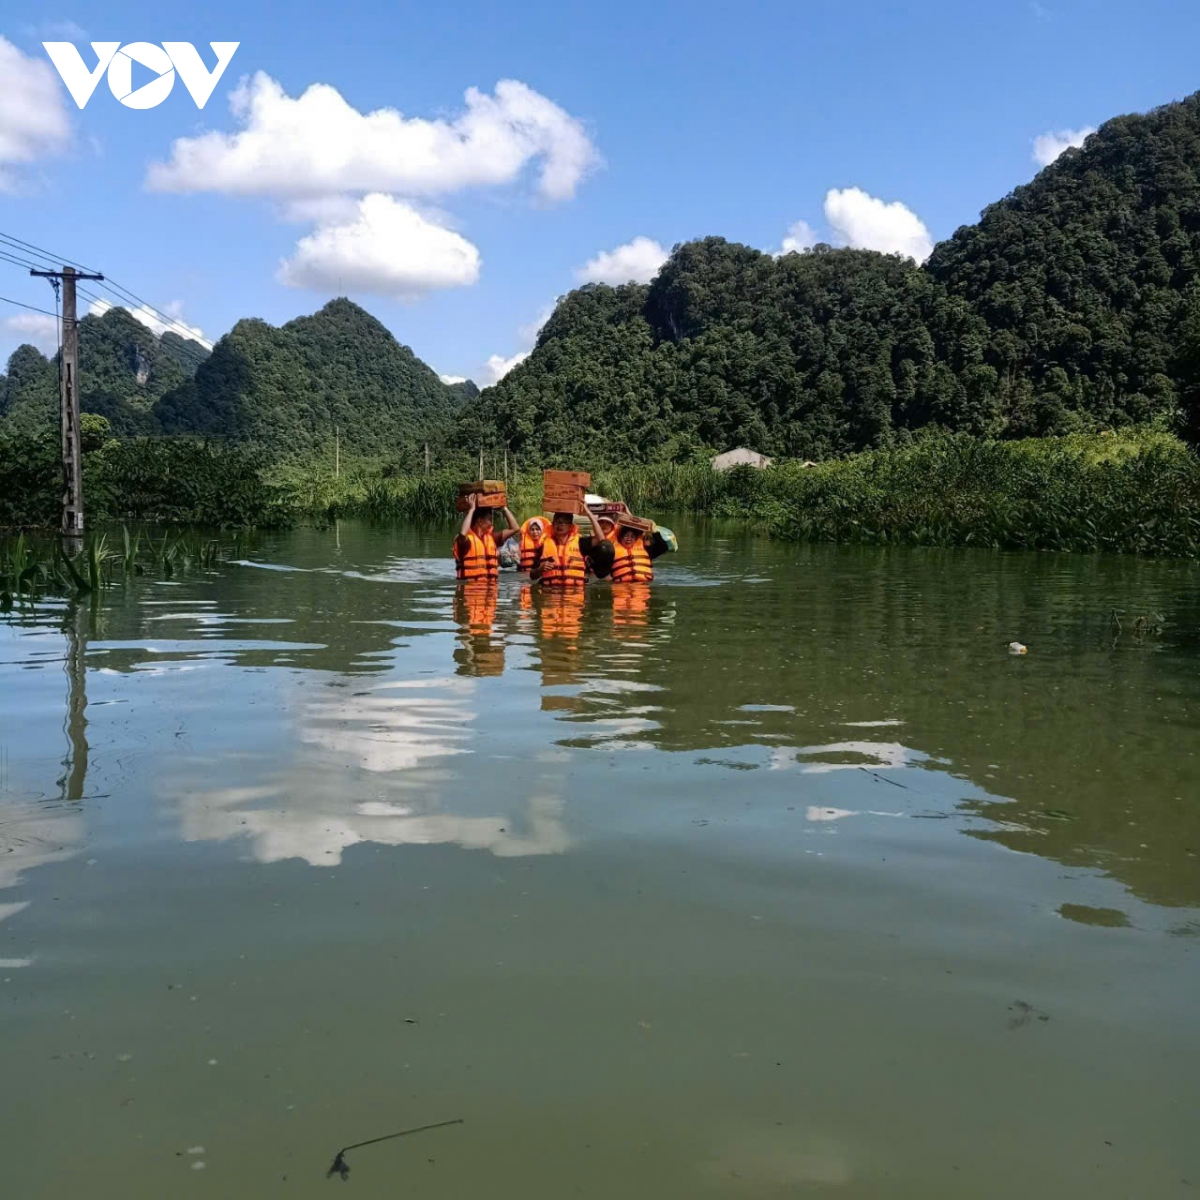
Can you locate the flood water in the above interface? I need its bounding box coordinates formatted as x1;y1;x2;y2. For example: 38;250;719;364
2;520;1199;1198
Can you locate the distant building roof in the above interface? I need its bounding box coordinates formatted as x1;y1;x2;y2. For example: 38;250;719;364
711;447;773;471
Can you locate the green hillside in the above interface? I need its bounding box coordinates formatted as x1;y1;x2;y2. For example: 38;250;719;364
0;299;463;469
0;306;210;437
155;298;462;465
461;90;1200;465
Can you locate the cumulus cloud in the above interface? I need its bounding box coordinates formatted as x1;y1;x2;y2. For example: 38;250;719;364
576;236;668;285
1032;126;1095;167
482;350;529;386
439;373;467;385
1;311;59;355
278;193;481;298
823;187;933;263
147;73;599;203
0;36;72;190
87;298;212;348
779;219;818;255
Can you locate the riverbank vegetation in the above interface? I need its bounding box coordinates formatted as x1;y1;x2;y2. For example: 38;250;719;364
1;526;238;607
9;425;1196;561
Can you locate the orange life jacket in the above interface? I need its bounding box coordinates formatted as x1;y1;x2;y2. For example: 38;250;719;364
611;538;653;583
539;532;587;589
518;520;546;571
454;529;498;581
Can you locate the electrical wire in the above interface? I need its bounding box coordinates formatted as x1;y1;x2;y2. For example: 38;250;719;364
0;228;213;350
0;249;43;272
0;230;99;275
0;294;60;319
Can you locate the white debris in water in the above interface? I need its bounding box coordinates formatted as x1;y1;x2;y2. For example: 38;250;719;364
187;1146;205;1155
806;806;855;822
117;1053;133;1062
0;959;32;969
1009;641;1028;655
207;1059;218;1066
191;1161;206;1170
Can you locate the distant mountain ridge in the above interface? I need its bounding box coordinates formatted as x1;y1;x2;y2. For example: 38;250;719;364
0;298;469;468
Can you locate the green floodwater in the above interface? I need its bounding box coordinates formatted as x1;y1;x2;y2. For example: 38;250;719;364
2;519;1199;1198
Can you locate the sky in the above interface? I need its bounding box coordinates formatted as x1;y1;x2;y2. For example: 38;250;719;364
1;0;1198;387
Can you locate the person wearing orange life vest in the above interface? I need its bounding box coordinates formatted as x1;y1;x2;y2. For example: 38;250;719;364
453;493;519;582
515;516;548;572
610;521;670;583
529;508;611;588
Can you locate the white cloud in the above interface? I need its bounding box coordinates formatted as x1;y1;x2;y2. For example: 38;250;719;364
1;311;58;354
1032;126;1095;167
823;187;933;263
482;350;529;386
147;73;599;203
278;193;481;298
439;373;467;385
87;298;211;348
0;36;72;190
576;236;668;285
779;219;818;255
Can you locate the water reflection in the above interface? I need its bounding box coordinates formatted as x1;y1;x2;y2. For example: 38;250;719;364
59;602;89;802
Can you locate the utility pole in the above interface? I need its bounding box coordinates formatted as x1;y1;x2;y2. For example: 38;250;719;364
335;425;340;479
478;444;484;478
31;265;105;544
424;442;431;475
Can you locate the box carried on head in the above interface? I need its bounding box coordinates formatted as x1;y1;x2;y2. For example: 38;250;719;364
456;479;507;512
543;469;591;515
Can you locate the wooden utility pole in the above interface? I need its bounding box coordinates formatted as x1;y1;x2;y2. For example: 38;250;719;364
424;442;431;475
335;425;340;479
31;265;104;543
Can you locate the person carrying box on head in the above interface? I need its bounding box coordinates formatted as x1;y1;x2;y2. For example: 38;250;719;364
453;491;520;582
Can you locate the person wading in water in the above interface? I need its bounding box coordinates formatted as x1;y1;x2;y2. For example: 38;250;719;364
610;522;670;583
453;494;520;582
529;509;611;588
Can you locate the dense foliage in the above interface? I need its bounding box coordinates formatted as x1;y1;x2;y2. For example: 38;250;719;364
0;299;465;466
0;307;209;437
0;420;285;529
156;299;464;463
462;90;1200;464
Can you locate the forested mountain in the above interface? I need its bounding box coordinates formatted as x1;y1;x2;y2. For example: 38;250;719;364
0;298;463;467
0;306;210;437
155;299;462;463
462;90;1200;464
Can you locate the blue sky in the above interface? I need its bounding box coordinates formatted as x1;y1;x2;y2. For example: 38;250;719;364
1;0;1198;386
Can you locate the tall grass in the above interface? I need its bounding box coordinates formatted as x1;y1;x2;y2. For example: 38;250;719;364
756;430;1200;556
1;527;240;607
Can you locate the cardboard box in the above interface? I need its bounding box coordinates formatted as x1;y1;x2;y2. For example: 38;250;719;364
543;470;591;489
459;479;505;496
618;514;655;534
455;490;507;512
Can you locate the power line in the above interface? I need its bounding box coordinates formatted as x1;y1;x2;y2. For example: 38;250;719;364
0;230;99;275
0;293;59;319
76;284;212;362
0;249;42;272
0;228;213;350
